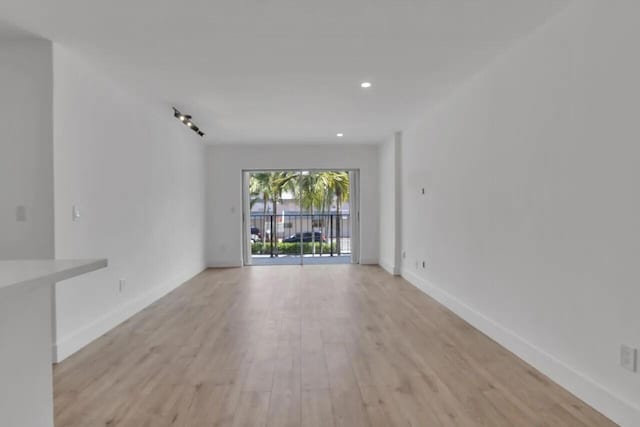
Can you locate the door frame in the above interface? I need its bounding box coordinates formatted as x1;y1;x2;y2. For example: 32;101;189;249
241;168;361;266
242;171;252;266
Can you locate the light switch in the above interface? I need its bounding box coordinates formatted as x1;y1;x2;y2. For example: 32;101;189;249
72;205;80;221
16;205;26;222
621;345;638;372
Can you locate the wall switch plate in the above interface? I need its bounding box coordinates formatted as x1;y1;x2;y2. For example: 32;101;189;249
421;188;425;195
621;345;637;372
16;205;26;222
72;205;80;221
119;279;126;293
422;260;426;268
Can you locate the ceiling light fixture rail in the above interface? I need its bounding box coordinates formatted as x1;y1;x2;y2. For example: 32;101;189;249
173;107;205;137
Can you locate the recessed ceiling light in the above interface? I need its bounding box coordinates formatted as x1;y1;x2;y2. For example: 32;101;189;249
360;81;372;88
336;133;344;137
187;122;193;127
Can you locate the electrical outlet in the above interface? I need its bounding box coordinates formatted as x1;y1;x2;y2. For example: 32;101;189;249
119;279;126;294
15;205;26;222
621;345;637;372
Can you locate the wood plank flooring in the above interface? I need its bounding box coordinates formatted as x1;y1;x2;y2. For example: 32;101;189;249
53;265;615;426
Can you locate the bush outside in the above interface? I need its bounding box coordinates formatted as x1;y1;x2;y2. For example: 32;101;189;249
251;242;336;255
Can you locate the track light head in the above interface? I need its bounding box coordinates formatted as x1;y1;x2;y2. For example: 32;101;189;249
173;107;205;139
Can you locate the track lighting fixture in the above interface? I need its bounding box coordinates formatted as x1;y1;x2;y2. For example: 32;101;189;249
173;107;205;138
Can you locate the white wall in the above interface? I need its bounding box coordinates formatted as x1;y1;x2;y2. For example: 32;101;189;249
206;144;379;267
399;1;640;425
378;132;401;275
52;45;207;361
0;39;54;259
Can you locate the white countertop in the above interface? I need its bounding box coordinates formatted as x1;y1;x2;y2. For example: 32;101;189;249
0;259;108;298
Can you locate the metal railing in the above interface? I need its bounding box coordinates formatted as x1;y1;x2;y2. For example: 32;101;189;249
250;213;351;257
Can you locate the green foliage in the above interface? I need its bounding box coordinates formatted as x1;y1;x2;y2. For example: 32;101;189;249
295;171;350;213
249;170;350;254
249;172;298;210
251;242;336;255
250;171;350;215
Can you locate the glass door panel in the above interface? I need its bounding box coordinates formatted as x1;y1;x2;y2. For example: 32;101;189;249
247;169;352;266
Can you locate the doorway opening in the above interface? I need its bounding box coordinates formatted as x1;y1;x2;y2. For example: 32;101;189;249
242;169;359;266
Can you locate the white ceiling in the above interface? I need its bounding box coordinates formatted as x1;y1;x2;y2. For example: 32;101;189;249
0;1;568;144
0;20;40;39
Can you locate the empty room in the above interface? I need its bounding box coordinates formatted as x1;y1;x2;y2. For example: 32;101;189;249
0;1;638;426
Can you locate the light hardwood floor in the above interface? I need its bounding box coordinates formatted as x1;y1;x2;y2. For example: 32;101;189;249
54;265;615;426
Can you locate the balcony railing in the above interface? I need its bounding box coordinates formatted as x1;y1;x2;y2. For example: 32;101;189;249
250;213;351;257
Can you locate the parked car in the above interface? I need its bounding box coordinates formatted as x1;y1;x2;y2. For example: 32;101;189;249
249;227;262;243
282;232;325;243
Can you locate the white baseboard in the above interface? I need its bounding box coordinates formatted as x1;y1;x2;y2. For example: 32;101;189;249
379;259;400;275
207;261;243;268
400;268;640;427
53;268;205;362
360;258;379;265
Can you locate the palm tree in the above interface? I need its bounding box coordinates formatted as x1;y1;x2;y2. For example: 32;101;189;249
315;171;350;254
250;171;298;254
295;172;326;253
297;173;323;213
250;170;349;256
249;173;271;244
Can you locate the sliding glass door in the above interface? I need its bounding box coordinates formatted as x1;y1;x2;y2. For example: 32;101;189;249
244;169;356;266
